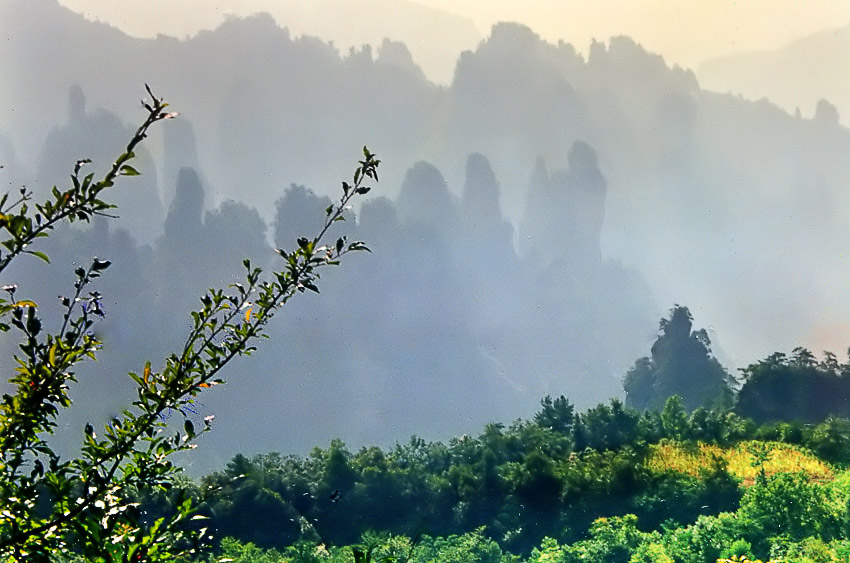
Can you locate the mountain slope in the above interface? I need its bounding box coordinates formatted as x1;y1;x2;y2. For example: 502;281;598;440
698;22;850;125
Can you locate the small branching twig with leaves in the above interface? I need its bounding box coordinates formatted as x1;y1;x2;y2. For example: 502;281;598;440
0;88;379;561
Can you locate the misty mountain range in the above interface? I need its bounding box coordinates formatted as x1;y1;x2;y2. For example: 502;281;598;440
699;21;850;127
2;0;850;472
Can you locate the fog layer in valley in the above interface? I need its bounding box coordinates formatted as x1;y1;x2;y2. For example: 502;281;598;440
3;0;850;472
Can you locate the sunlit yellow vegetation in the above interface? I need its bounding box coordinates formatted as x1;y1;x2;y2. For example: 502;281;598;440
647;440;834;485
716;557;778;563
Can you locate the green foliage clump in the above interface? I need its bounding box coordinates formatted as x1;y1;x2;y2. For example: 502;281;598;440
533;396;575;435
739;472;844;548
805;416;850;465
209;537;288;563
415;528;512;563
737;348;850;425
561;514;651;563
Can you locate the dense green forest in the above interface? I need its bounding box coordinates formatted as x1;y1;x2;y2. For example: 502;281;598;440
118;307;850;563
154;399;850;563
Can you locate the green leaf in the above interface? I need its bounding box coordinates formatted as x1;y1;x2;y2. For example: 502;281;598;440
25;250;50;263
119;165;140;176
9;215;28;237
128;371;144;387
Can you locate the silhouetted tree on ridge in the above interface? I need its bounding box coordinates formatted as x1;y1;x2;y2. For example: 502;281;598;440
624;305;733;412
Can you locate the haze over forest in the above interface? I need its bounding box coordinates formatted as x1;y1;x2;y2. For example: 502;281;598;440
2;0;850;472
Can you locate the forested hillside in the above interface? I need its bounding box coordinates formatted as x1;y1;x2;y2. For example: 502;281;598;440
135;394;850;563
118;307;850;562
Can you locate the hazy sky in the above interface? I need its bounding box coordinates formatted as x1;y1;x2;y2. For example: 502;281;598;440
418;0;850;65
57;0;850;80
